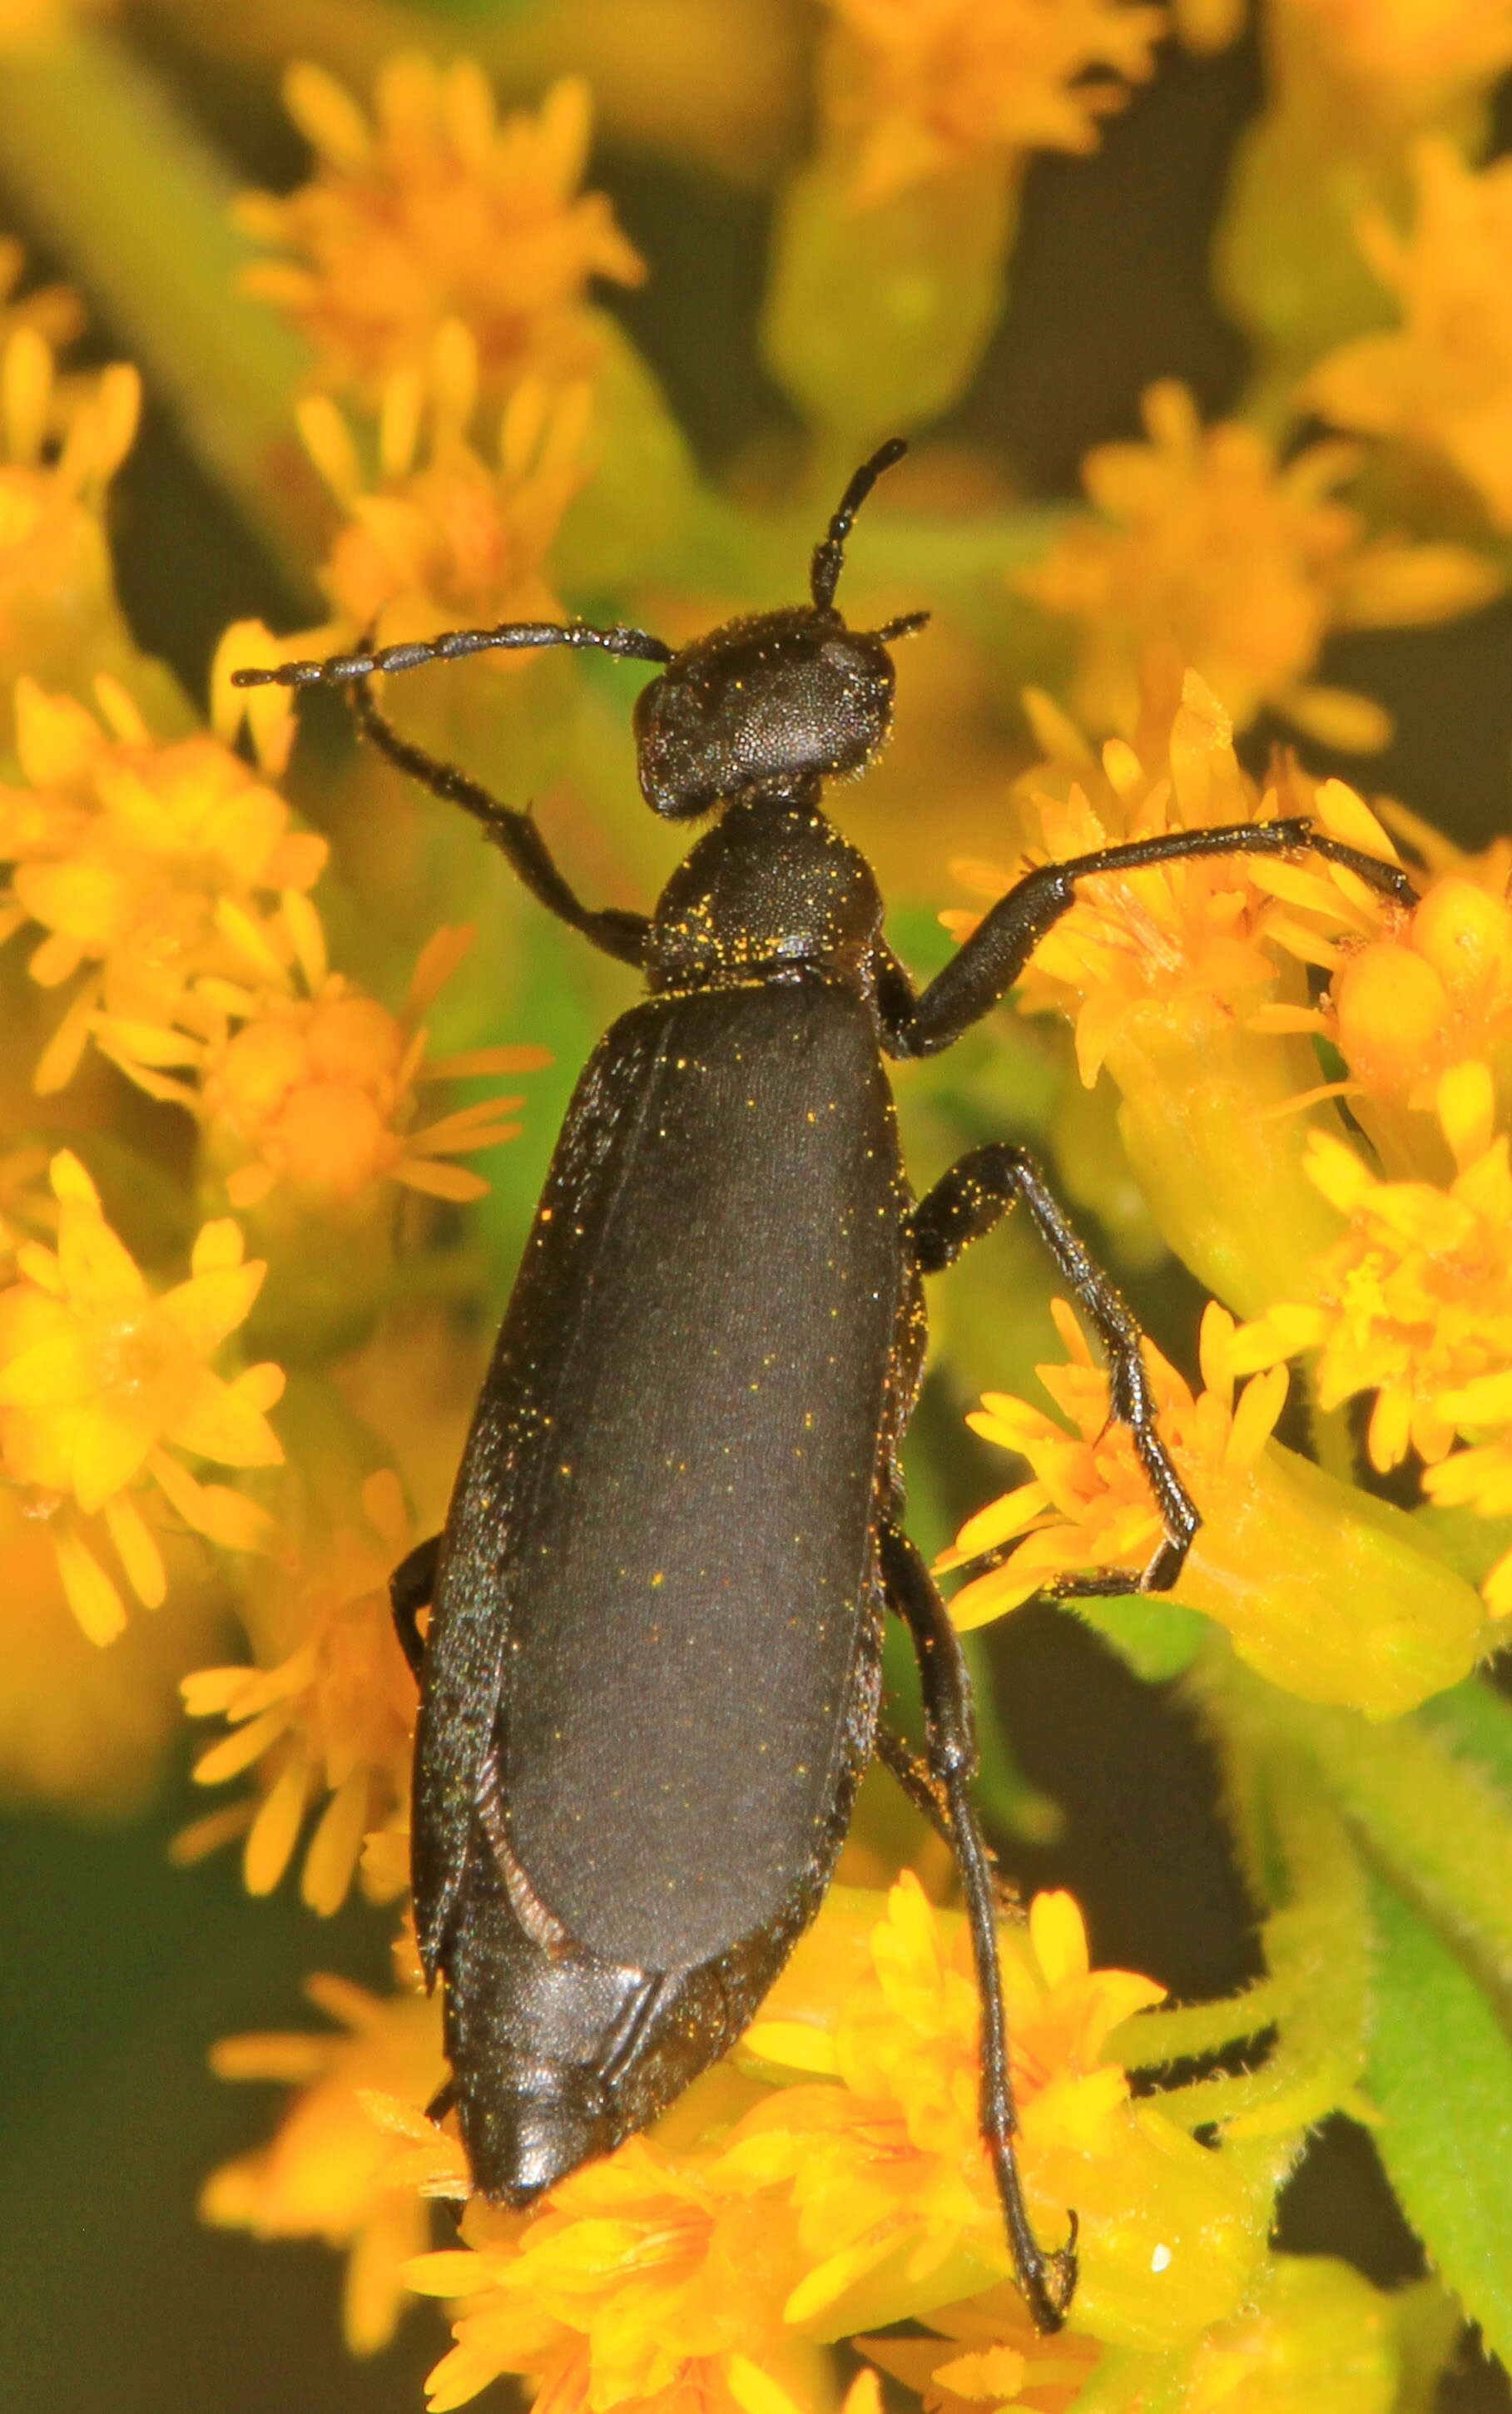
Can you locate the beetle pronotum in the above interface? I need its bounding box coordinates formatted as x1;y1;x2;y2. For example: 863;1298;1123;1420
237;439;1415;2331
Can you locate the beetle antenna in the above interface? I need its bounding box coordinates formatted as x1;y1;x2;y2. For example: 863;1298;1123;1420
810;436;909;613
874;610;930;644
231;618;675;691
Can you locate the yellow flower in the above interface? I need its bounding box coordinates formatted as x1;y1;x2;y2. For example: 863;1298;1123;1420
180;1468;419;1915
95;915;546;1212
0;324;140;714
940;667;1419;1314
943;1296;1487;1712
734;1876;1265;2352
395;1876;1259;2410
1228;1064;1512;1611
1257;855;1512;1183
298;345;591;661
1015;379;1499;746
1231;1078;1512;1473
409;2119;820;2414
0;1150;283;1643
239;61;642;405
1272;0;1512;116
945;668;1402;1089
203;1970;449;2355
0;673;327;1093
1306;140;1512;534
860;2282;1101;2414
864;2251;1409;2414
815;0;1166;203
0;235;83;357
0;1480;223;1813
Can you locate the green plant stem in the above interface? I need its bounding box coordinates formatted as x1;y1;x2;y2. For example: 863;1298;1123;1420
145;0;811;186
0;21;324;589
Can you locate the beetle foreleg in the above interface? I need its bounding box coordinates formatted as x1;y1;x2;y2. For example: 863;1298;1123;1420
910;1144;1197;1592
390;1533;443;1680
352;682;651;968
881;820;1417;1057
880;1519;1078;2333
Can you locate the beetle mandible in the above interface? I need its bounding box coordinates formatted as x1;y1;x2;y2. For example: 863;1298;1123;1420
236;439;1416;2332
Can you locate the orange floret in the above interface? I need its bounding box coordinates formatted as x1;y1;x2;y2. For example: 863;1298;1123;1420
815;0;1165;202
0;673;326;1093
203;1971;450;2355
240;62;642;404
95;915;546;1213
1306;140;1512;534
1015;379;1498;746
179;1468;419;1916
294;341;591;662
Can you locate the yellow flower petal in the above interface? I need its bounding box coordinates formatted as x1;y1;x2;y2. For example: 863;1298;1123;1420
166;1367;283;1468
72;1401;157;1515
159;1262;265;1358
1029;1890;1090;1990
244;1752;312;1896
54;1525;127;1645
301;1767;371;1916
194;1704;292;1787
727;2357;806;2414
102;1490;166;1608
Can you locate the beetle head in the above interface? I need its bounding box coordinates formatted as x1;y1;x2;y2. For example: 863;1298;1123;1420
632;609;907;819
632;438;927;820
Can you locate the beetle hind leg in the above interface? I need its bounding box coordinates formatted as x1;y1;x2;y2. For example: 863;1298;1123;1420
874;1721;954;1845
880;1518;1078;2334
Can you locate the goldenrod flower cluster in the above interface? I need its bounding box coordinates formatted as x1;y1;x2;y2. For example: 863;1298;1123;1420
5;11;1512;2414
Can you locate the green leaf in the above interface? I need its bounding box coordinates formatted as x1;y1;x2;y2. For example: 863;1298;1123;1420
1073;1592;1210;1684
1416;1676;1512;1807
1240;1683;1512;2020
1150;1758;1374;2143
1366;1870;1512;2368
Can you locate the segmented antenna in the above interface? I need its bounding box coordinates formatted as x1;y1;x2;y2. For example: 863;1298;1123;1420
810;435;909;614
231;619;675;691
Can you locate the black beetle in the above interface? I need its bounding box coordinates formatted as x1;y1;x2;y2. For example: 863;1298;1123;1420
236;439;1415;2330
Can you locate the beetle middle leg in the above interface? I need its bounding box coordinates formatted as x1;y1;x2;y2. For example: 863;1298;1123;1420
390;1533;443;1680
910;1143;1196;1590
879;1517;1077;2334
